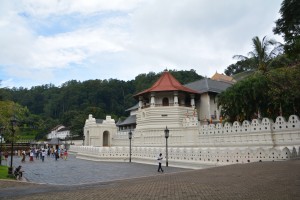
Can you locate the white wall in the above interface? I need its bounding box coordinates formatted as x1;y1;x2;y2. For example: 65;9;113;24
74;115;300;168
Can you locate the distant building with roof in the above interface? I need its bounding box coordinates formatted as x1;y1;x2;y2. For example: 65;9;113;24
211;71;236;83
47;125;70;139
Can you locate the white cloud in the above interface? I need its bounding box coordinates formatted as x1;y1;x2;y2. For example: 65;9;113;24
0;0;283;88
30;27;126;69
124;0;283;77
20;0;143;17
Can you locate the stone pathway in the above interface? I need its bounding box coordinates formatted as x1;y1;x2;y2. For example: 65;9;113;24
0;156;299;200
4;154;191;185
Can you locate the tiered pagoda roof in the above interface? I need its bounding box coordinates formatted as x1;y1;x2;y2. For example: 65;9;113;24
134;71;199;97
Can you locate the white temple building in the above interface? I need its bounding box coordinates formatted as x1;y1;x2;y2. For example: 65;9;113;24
71;71;300;168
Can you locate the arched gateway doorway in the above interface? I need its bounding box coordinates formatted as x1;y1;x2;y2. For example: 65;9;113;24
103;131;110;146
162;97;169;106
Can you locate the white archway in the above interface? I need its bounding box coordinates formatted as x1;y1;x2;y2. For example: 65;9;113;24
103;131;110;147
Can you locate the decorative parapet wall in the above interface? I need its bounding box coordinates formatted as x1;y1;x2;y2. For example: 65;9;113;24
85;114;97;126
76;115;300;168
200;115;299;134
272;115;300;147
199;115;300;148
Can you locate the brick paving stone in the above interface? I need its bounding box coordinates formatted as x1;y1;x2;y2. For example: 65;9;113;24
0;156;299;199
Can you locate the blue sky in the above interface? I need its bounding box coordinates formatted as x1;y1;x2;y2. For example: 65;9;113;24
0;0;283;88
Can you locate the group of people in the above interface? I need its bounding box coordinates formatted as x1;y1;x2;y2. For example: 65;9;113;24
17;147;69;163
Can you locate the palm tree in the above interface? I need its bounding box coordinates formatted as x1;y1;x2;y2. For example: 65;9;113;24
233;36;282;73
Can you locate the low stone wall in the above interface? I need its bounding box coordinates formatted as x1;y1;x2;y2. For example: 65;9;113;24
70;145;300;169
111;115;300;148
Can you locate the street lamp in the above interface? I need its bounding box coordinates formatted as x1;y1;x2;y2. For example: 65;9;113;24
164;126;169;167
0;129;4;166
57;137;60;150
65;136;68;150
8;117;17;175
128;130;132;163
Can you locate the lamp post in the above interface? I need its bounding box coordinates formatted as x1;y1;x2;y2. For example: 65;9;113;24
65;136;68;150
83;135;85;146
0;130;3;166
57;137;60;150
164;126;169;167
8;117;17;175
128;130;132;163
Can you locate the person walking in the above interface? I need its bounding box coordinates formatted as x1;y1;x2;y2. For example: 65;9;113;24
29;150;34;161
35;149;39;160
60;148;64;159
157;153;164;173
4;151;8;161
51;148;54;158
63;150;68;160
21;150;26;162
55;150;59;161
41;149;46;162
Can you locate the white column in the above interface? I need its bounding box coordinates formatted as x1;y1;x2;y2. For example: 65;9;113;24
138;96;143;108
173;91;178;106
150;92;155;107
207;94;211;119
190;94;195;108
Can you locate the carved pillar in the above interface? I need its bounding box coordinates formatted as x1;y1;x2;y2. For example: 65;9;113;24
138;96;143;108
150;92;155;107
173;91;178;106
190;94;195;108
207;94;211;119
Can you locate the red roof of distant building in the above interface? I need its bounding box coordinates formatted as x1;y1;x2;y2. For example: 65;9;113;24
135;71;199;96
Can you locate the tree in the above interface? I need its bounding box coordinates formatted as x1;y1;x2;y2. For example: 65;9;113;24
266;66;300;118
224;58;256;76
218;65;300;122
217;73;270;122
0;101;30;141
273;0;300;59
233;36;282;73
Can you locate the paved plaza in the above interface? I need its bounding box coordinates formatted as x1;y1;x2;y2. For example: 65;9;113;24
1;154;190;185
0;155;299;200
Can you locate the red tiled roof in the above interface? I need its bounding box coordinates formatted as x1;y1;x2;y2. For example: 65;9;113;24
135;71;199;96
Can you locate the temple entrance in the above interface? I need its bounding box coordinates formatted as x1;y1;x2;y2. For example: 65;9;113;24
103;131;109;146
162;97;169;106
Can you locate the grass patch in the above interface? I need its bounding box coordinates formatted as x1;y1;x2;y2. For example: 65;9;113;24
0;165;12;179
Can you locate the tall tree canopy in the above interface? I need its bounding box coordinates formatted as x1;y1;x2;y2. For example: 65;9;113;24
233;36;282;73
273;0;300;59
0;101;43;142
0;69;202;139
218;65;300;122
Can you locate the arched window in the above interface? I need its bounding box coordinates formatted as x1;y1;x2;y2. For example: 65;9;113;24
162;97;169;106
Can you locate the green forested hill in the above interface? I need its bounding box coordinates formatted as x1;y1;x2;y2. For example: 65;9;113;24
0;69;202;139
